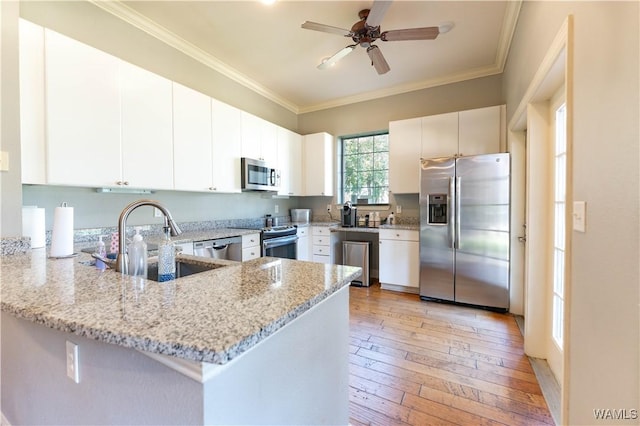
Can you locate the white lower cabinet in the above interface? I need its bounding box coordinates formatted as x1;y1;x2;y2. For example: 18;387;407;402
311;226;331;264
379;229;419;293
296;226;310;261
242;233;261;261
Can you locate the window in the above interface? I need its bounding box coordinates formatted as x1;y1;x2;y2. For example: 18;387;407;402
341;133;389;204
552;103;566;349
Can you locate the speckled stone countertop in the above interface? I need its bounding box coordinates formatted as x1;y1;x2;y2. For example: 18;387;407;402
307;223;419;233
144;228;260;245
1;250;361;364
379;224;420;231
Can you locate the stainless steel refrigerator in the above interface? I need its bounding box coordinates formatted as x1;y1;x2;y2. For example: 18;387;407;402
419;153;510;311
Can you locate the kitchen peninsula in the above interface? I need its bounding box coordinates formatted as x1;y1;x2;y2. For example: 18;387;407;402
1;250;361;425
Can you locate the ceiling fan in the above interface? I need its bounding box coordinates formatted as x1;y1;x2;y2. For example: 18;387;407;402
301;0;452;75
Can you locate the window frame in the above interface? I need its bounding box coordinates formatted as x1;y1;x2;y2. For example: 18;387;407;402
338;131;390;206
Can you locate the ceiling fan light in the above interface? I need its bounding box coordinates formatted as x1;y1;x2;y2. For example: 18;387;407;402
317;45;356;70
438;22;454;34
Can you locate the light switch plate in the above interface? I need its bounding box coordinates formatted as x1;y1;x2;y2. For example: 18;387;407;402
573;201;586;232
0;151;9;171
396;205;402;214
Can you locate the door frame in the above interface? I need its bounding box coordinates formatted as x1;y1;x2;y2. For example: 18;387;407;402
506;16;573;425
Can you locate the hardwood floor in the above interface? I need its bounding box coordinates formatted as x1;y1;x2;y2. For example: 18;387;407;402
348;284;554;426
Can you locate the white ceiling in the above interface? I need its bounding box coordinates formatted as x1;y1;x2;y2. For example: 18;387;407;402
95;1;521;114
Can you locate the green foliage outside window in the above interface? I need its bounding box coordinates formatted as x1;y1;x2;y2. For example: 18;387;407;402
342;133;389;204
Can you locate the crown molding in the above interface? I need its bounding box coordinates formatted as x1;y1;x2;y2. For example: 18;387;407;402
90;0;520;115
495;0;523;71
298;64;503;114
88;0;300;114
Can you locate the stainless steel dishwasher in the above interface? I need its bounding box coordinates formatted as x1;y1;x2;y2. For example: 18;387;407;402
193;236;242;261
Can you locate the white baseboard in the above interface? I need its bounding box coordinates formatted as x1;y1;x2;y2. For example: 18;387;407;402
380;283;419;294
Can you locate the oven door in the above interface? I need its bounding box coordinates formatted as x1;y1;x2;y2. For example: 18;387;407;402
263;235;298;259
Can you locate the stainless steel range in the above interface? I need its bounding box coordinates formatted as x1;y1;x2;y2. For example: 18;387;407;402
261;225;298;259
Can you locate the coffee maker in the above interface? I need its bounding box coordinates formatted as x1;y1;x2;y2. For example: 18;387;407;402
342;201;358;227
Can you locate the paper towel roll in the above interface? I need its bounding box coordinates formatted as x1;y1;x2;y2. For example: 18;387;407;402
50;203;74;257
22;206;46;248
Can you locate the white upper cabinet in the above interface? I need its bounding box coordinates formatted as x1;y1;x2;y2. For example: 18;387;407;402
120;62;174;190
241;112;262;160
390;106;504;193
173;82;213;192
420;111;459;159
261;120;278;166
241;112;278;166
277;127;303;196
18;21;307;195
45;29;122;187
458;105;502;156
303;132;333;197
44;28;174;190
19;19;46;185
211;99;242;193
421;106;503;159
388;117;421;194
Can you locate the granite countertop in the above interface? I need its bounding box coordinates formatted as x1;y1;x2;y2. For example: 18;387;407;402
327;224;419;233
145;228;260;246
0;250;361;364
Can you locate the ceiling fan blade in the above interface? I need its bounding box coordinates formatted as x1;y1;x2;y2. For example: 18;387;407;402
317;45;356;70
381;26;440;41
301;21;352;37
365;0;393;28
367;45;390;75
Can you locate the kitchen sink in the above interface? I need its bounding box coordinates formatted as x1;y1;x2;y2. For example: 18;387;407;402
146;259;225;282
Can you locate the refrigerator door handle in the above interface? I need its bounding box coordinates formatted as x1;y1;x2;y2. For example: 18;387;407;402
455;176;461;250
448;177;455;249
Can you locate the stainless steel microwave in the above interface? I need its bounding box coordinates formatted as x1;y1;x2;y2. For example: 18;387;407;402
241;157;280;192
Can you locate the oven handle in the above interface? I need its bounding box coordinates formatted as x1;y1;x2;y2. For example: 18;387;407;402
263;235;298;251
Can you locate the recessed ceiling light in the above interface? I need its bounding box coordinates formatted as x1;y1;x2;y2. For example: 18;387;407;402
261;0;277;5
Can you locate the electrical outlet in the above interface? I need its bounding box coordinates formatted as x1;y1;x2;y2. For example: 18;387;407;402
274;205;279;214
66;341;79;383
154;208;162;218
396;205;402;214
327;204;332;212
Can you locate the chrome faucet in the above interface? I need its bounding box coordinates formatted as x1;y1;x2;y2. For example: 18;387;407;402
115;199;182;274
